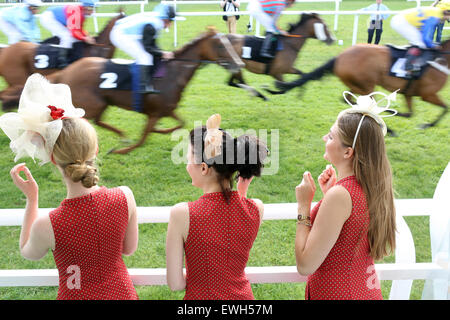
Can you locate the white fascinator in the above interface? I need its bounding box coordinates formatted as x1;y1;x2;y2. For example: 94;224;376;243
0;74;85;165
339;90;399;149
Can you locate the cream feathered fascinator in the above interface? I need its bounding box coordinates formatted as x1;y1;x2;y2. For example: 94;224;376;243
0;74;85;165
339;90;399;149
204;114;223;160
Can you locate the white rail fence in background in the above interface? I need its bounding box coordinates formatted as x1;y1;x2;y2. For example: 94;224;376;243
0;194;449;299
1;1;447;46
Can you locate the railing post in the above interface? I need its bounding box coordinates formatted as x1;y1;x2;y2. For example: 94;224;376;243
352;14;359;46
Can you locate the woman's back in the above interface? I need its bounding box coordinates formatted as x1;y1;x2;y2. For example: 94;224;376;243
185;191;260;300
50;186;138;300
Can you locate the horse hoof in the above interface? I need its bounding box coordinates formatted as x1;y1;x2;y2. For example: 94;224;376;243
106;148;116;155
120;139;132;145
418;123;432;130
387;130;398;137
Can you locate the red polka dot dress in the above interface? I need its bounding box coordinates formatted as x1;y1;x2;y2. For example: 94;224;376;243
184;191;260;300
306;176;383;300
49;186;138;300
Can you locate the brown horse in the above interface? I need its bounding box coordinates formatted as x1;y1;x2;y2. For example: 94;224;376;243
0;10;125;109
225;13;335;100
276;40;450;130
20;29;243;154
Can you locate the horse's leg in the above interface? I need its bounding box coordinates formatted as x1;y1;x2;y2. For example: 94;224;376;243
94;107;126;137
264;73;288;95
109;115;159;154
228;71;268;101
397;95;413;118
419;94;448;129
152;111;185;134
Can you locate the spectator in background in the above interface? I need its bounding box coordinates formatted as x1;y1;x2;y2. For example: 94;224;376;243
0;0;42;44
361;0;390;45
221;0;240;34
432;0;448;43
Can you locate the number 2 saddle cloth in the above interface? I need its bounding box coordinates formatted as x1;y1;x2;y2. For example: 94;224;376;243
98;59;166;91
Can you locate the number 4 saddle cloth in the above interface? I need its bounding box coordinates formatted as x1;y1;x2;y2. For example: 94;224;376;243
98;59;167;91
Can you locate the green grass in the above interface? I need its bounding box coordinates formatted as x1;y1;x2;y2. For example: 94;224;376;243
0;0;448;300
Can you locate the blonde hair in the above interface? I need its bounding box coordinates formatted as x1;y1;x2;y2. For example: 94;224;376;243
337;112;396;261
52;118;99;188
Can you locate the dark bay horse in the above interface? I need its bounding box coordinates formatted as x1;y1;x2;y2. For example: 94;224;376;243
276;40;450;129
34;29;243;154
225;13;335;100
0;10;125;109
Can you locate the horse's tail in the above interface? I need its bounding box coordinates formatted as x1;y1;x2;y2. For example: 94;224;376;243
276;57;336;91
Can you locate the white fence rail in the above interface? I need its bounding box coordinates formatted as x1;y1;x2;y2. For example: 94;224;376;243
0;196;448;300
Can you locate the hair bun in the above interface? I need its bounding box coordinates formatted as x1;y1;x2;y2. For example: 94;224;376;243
65;161;99;188
234;135;268;179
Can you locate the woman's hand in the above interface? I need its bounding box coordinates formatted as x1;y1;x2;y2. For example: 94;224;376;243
237;175;254;198
295;171;316;209
10;163;38;202
318;164;337;195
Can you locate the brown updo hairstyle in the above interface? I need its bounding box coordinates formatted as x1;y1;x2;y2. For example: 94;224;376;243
189;126;268;202
52;117;99;188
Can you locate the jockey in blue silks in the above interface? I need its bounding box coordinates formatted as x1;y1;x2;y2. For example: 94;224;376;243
110;4;176;112
0;0;42;44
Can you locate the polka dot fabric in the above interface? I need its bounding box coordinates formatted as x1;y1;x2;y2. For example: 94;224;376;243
306;176;383;300
184;191;260;300
49;187;138;300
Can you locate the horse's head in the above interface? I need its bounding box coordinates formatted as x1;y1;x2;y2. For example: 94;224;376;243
196;28;244;74
288;13;335;45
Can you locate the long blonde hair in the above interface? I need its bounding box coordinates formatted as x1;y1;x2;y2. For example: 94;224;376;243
337;112;396;261
52;118;99;188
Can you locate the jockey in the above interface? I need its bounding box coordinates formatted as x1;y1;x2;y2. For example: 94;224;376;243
390;1;450;72
109;4;176;111
0;0;42;44
39;0;98;68
247;0;296;58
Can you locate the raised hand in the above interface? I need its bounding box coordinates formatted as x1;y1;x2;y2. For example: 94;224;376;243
295;171;316;209
237;175;254;198
318;164;337;195
10;163;39;201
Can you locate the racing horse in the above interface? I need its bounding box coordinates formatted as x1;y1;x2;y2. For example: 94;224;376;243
0;9;125;109
276;40;450;130
7;29;244;154
225;13;335;100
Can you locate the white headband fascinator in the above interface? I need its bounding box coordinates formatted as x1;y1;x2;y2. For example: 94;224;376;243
339;90;399;149
0;74;85;165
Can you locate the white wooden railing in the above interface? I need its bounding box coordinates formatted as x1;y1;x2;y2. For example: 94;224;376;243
0;160;449;300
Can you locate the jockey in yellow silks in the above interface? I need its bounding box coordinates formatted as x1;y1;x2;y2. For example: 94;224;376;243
391;1;450;72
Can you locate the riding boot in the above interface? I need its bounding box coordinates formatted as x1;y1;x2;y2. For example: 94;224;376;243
260;32;275;59
57;48;69;68
139;65;160;95
131;64;159;113
404;46;422;73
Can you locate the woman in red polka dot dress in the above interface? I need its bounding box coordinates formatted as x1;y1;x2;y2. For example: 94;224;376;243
166;114;268;300
2;74;139;300
294;91;397;300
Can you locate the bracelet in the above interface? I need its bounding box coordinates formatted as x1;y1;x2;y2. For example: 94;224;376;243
297;214;311;227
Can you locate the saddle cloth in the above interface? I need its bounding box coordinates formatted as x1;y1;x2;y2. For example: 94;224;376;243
387;44;440;79
98;59;166;91
241;35;282;64
34;39;85;70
